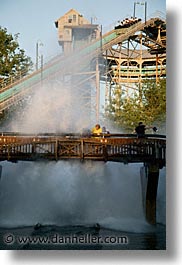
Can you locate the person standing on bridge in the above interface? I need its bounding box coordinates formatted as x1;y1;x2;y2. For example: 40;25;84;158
91;124;102;153
134;122;145;138
92;124;102;135
135;122;157;138
102;126;110;134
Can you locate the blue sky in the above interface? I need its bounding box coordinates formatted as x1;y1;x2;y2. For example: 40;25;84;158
0;0;166;65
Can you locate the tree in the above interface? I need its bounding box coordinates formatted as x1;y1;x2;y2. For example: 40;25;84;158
0;27;33;86
106;79;166;132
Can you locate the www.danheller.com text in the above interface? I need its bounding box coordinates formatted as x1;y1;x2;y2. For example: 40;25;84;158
3;233;128;245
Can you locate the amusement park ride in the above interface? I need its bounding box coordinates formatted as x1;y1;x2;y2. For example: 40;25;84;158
0;9;166;225
0;9;166;119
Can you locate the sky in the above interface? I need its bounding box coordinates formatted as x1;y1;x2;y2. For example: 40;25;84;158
0;0;166;66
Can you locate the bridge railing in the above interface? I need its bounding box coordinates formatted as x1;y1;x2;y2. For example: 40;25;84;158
0;132;166;138
0;134;166;166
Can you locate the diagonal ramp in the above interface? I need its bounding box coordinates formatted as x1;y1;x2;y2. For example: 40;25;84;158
0;17;162;112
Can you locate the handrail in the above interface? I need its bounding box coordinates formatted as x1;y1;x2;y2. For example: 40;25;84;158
0;132;166;139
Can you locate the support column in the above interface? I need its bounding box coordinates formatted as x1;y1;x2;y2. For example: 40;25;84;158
140;163;159;225
0;165;2;181
156;53;159;84
95;58;100;122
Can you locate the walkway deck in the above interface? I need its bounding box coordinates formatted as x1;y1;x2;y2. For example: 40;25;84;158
0;133;166;167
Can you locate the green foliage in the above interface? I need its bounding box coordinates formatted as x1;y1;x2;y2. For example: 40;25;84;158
106;79;166;132
0;27;33;85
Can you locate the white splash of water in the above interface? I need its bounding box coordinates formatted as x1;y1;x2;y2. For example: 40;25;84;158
0;161;165;231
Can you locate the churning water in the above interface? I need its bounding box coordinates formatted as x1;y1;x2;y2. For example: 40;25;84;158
0;160;166;249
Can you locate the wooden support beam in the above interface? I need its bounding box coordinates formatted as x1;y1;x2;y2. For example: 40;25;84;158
95;57;100;122
0;165;2;181
140;163;159;225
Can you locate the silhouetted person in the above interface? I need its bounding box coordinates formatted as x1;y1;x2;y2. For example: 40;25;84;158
135;122;157;138
135;122;147;138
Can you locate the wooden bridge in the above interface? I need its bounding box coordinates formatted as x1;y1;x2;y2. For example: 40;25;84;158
0;132;166;225
0;133;166;166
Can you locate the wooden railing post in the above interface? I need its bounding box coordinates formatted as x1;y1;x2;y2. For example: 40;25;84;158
32;143;35;155
55;139;58;161
7;145;10;161
80;139;84;161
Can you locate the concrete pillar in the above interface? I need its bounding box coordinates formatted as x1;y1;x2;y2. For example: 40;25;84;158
140;163;159;225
